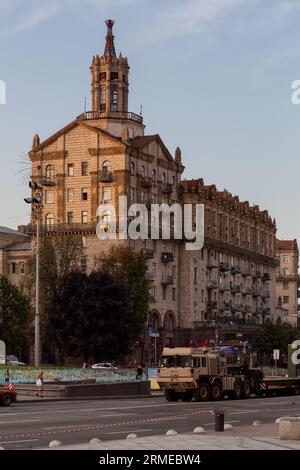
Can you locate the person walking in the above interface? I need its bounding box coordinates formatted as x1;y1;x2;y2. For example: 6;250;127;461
136;365;143;381
4;368;9;384
36;371;44;398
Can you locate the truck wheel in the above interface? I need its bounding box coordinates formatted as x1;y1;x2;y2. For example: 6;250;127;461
194;382;211;402
1;394;12;407
233;380;243;400
242;379;252;399
180;391;193;402
211;382;223;401
164;389;180;402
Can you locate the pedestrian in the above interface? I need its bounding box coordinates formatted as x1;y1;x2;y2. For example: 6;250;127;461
4;368;9;384
136;364;143;381
36;371;44;398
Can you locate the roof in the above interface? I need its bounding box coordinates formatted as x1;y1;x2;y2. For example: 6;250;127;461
0;226;26;237
276;239;298;251
4;242;32;252
129;134;174;162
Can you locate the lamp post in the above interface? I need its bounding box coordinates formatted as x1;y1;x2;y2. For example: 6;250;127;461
25;181;43;366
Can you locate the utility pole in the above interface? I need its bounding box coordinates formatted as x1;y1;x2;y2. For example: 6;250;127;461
25;181;43;366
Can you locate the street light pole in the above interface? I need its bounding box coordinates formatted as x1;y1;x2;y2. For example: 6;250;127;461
25;181;43;367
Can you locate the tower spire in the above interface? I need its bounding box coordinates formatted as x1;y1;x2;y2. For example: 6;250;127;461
104;19;116;58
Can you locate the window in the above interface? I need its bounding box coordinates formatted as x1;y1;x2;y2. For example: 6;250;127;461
164;313;174;331
283;296;289;304
283;282;289;290
20;262;25;274
45;191;54;204
172;175;176;186
67;189;74;203
141;191;145;204
81;162;88;176
141;166;145;178
45;165;54;179
111;72;118;80
130;187;135;202
151;193;156;204
67;212;74;225
130;161;135;176
283;255;289;263
82;211;88;224
81;256;87;274
102;211;112;223
102;160;112;172
152;169;156;182
45;213;54;227
201;357;207;368
82;188;88;201
194;266;197;284
111;85;118;111
283;268;289;275
163;286;167;301
11;262;16;274
67;164;74;176
100;72;106;81
162;172;166;184
102;187;112;202
172;288;176;301
81;236;87;248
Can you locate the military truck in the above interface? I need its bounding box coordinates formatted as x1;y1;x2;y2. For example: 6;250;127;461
157;347;300;402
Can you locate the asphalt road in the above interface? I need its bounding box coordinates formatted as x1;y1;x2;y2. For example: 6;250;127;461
0;395;300;449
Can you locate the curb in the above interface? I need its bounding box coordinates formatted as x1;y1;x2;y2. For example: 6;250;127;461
16;393;163;403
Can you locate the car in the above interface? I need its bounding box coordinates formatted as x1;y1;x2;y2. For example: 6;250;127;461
91;362;118;370
6;355;27;366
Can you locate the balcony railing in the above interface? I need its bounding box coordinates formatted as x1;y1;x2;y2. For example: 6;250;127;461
207;280;218;289
161;252;174;263
262;272;271;281
28;222;97;234
161;275;174;285
231;303;242;311
242;287;254;295
219;262;230;272
141;177;153;188
261;289;270;298
41;176;56;186
242;305;252;313
231;265;241;274
219;283;230;292
161;183;173;194
207;301;218;309
77;110;144;125
242;268;252;277
99;170;114;183
231;285;241;294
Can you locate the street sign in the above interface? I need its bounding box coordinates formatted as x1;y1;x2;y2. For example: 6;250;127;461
0;340;5;365
273;349;280;360
150;332;160;338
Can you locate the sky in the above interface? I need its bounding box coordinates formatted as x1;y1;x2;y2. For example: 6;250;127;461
0;0;300;241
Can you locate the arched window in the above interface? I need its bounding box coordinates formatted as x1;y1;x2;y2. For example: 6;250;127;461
45;165;54;179
45;213;54;228
102;210;112;223
149;311;161;332
162;172;166;184
130;161;135;176
152;169;156;182
102;161;112;172
164;312;175;331
141;166;145;178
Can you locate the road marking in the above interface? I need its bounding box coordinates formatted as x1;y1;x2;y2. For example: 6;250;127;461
0;419;41;425
105;429;153;435
0;439;39;444
203;420;241;426
100;413;137;418
42;424;94;430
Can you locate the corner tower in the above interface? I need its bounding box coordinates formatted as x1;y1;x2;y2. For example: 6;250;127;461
89;20;144;138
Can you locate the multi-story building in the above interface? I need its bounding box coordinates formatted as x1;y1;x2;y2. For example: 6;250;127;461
0;226;31;291
275;240;299;327
18;20;280;361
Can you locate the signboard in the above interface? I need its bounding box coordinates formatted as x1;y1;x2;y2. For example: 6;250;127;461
0;340;6;365
150;332;160;338
273;349;280;360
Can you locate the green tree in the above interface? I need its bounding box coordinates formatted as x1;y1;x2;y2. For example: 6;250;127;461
253;323;299;358
0;275;31;353
47;271;142;361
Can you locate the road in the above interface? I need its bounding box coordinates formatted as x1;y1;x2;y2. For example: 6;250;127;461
0;395;300;449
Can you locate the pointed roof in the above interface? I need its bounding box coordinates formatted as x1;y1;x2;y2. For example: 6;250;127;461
104;19;117;58
129;134;174;162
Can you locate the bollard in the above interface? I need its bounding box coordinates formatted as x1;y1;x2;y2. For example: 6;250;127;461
215;411;224;432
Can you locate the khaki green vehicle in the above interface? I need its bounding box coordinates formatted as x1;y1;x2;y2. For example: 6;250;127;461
158;347;263;402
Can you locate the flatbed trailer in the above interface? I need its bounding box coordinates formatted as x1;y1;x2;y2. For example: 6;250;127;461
259;376;300;396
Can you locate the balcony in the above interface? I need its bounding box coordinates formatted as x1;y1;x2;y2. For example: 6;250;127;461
253;288;262;297
243;305;252;313
141;248;154;259
263;307;271;315
261;289;270;298
141;177;153;188
99;170;114;183
231;303;242;312
262;272;271;281
231;285;241;294
219;283;230;292
207;301;218;310
161;252;174;263
207;260;219;269
219;262;230;272
77;110;144;125
161;275;174;285
207;280;218;290
242;268;252;277
161;183;173;194
242;287;254;295
41;176;56;186
146;272;155;281
231;265;241;275
221;301;231;309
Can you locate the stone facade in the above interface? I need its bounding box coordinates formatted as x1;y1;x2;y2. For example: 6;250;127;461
275;239;299;327
15;20;285;362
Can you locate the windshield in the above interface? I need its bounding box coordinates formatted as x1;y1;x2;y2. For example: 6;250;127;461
160;355;193;368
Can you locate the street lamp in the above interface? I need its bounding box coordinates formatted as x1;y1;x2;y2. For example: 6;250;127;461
25;181;43;366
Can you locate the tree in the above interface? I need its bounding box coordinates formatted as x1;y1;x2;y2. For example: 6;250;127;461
0;275;31;354
96;245;151;325
253;323;299;359
47;271;143;361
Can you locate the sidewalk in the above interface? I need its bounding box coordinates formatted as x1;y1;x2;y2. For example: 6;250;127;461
51;424;300;450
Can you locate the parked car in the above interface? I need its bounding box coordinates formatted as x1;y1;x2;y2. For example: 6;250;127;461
6;355;27;366
91;362;118;370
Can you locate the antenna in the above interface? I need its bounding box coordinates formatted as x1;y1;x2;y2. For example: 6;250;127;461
140;104;143;116
84;96;87;113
